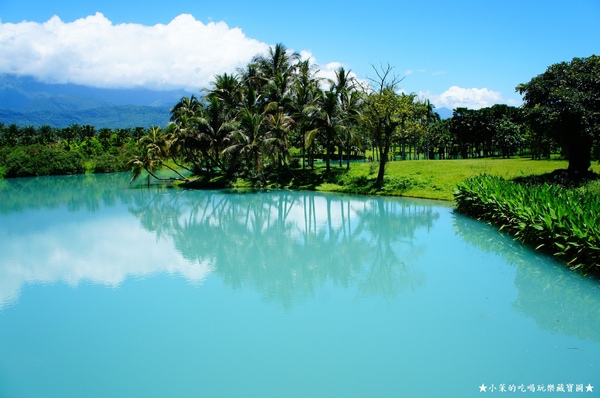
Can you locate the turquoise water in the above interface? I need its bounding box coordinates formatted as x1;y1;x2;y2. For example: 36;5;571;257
0;173;598;397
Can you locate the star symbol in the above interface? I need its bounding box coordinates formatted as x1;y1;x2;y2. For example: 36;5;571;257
479;383;487;392
586;383;594;392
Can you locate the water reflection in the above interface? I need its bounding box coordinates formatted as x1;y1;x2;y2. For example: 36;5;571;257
0;174;439;309
128;188;438;308
453;215;600;343
5;172;599;343
0;174;208;309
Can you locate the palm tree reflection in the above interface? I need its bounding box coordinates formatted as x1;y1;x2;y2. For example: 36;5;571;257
130;189;439;308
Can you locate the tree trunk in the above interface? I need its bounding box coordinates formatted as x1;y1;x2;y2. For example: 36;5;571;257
325;132;331;173
376;145;389;186
566;137;592;174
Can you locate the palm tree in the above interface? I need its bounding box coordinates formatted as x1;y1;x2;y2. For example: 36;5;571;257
331;67;362;168
223;107;266;176
306;88;340;173
171;95;202;123
195;96;239;172
129;126;189;185
264;105;295;170
209;73;242;120
421;99;440;159
252;43;300;109
289;59;321;168
169;97;205;172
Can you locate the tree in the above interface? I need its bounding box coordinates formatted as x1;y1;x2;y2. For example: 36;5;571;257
332;67;362;169
493;116;522;158
251;43;300;109
516;55;600;174
306;89;340;173
362;64;423;186
420;99;440;159
223;107;266;176
264;106;295;170
129;126;188;185
289;59;321;169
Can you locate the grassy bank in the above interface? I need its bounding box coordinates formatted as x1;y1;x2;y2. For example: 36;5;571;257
185;157;600;201
294;158;600;201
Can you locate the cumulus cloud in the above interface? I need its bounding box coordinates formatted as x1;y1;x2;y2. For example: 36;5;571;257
0;13;270;90
299;50;366;90
425;86;505;110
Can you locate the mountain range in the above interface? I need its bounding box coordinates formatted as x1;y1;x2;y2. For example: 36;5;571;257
0;74;189;128
0;74;453;129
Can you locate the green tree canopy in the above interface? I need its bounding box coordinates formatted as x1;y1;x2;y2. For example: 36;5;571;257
517;55;600;174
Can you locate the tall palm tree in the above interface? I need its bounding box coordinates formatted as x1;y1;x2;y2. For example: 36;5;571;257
252;43;300;109
331;67;362;168
169;97;205;171
305;88;340;173
209;73;242;120
289;60;321;168
223;107;266;176
171;95;202;123
264;106;295;169
420;99;440;159
195;96;239;172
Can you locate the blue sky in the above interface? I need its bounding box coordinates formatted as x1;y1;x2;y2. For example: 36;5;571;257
1;0;599;109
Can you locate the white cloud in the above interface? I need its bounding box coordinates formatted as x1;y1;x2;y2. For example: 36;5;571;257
405;69;425;76
0;13;270;90
298;50;367;90
424;86;505;110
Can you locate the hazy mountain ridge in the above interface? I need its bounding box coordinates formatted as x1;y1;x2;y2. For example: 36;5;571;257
0;106;172;129
0;74;188;128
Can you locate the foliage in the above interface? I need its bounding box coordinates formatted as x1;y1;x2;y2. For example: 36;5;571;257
454;174;600;273
2;145;86;177
361;64;419;185
517;55;600;173
91;152;132;174
0;123;146;178
149;43;372;184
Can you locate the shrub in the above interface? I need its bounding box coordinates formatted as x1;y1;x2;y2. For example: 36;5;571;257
92;153;130;174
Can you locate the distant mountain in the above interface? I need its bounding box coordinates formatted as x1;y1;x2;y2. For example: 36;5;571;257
435;107;453;119
0;106;172;129
0;74;191;128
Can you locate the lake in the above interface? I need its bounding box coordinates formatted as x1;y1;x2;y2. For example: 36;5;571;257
0;173;598;397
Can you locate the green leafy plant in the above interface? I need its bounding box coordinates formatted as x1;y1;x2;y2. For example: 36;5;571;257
454;174;600;274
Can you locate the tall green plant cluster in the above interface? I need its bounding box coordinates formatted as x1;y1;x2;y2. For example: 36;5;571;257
454;174;600;273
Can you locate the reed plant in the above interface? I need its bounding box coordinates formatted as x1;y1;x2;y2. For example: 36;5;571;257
454;174;600;274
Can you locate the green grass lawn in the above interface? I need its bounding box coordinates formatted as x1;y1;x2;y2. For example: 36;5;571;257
311;158;600;201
